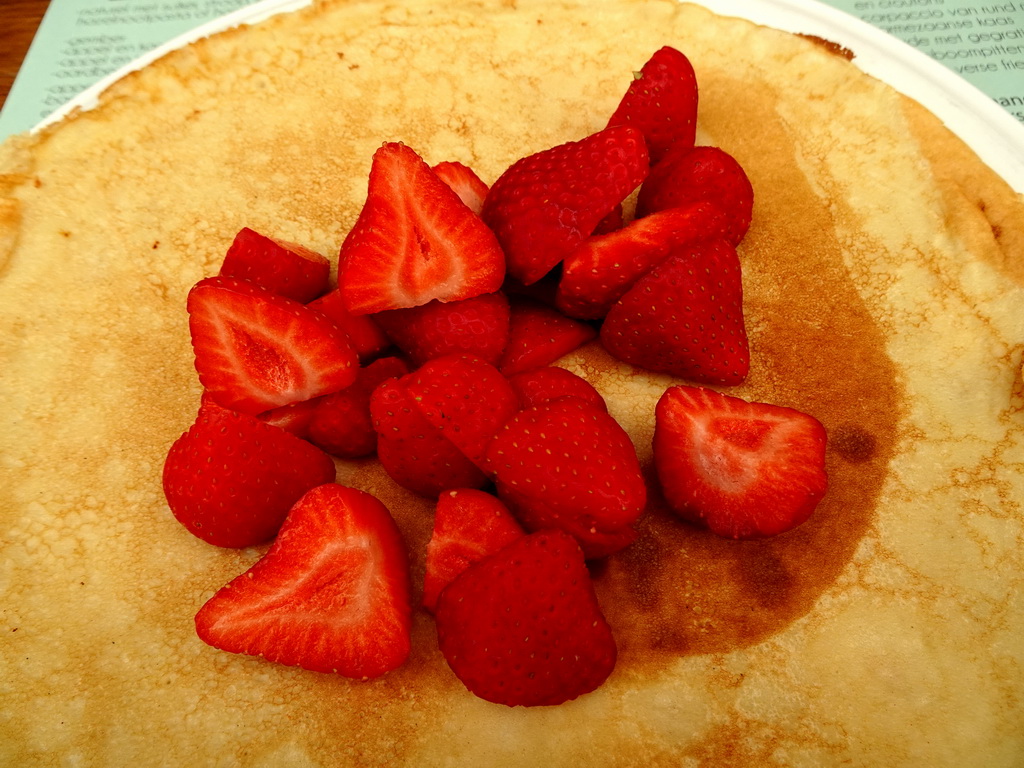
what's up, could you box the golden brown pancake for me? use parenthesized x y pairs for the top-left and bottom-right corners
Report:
(1, 0), (1022, 764)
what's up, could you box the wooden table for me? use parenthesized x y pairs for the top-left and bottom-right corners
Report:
(0, 0), (51, 110)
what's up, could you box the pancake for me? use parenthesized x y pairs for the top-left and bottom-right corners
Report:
(1, 0), (1023, 764)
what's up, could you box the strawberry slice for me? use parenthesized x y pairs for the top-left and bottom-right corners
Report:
(307, 356), (409, 459)
(498, 297), (597, 377)
(162, 405), (336, 548)
(653, 386), (829, 538)
(370, 377), (488, 498)
(307, 288), (391, 363)
(556, 202), (730, 320)
(484, 398), (646, 558)
(606, 46), (699, 164)
(431, 161), (489, 215)
(188, 276), (359, 415)
(636, 145), (754, 245)
(422, 488), (524, 613)
(338, 142), (505, 315)
(372, 292), (510, 368)
(600, 239), (749, 385)
(435, 529), (617, 707)
(507, 366), (607, 412)
(482, 125), (649, 285)
(219, 227), (330, 303)
(402, 354), (520, 468)
(195, 483), (412, 678)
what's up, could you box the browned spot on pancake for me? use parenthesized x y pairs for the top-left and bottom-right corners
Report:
(594, 73), (903, 666)
(797, 34), (855, 61)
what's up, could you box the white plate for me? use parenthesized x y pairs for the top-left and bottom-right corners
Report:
(35, 0), (1024, 192)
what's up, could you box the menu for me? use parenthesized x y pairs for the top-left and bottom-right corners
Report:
(1, 0), (1022, 139)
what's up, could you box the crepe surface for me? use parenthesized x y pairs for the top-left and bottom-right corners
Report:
(1, 0), (1022, 765)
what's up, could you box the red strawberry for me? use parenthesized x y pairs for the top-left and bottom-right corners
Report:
(484, 399), (646, 558)
(338, 142), (505, 314)
(219, 227), (330, 303)
(435, 529), (616, 707)
(556, 202), (731, 319)
(195, 483), (411, 678)
(422, 488), (524, 613)
(499, 297), (597, 377)
(600, 239), (749, 385)
(653, 386), (829, 538)
(370, 378), (488, 498)
(507, 366), (607, 412)
(606, 46), (699, 164)
(482, 125), (649, 285)
(307, 356), (409, 458)
(162, 406), (337, 548)
(592, 203), (624, 236)
(188, 276), (359, 415)
(636, 145), (754, 245)
(372, 292), (510, 368)
(199, 389), (319, 437)
(402, 354), (520, 468)
(307, 288), (391, 362)
(431, 161), (489, 215)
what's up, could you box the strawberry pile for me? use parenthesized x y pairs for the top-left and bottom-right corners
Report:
(162, 46), (829, 706)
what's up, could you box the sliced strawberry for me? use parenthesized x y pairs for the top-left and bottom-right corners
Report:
(188, 276), (358, 415)
(484, 399), (646, 558)
(600, 239), (749, 385)
(370, 378), (488, 498)
(422, 488), (524, 613)
(307, 288), (391, 362)
(556, 202), (730, 320)
(195, 483), (411, 678)
(606, 46), (699, 164)
(635, 145), (754, 245)
(402, 354), (520, 468)
(307, 356), (409, 459)
(653, 386), (829, 539)
(498, 297), (597, 377)
(162, 405), (336, 548)
(219, 227), (330, 303)
(372, 292), (510, 368)
(257, 397), (320, 437)
(592, 203), (624, 236)
(507, 366), (607, 412)
(482, 125), (649, 285)
(431, 161), (489, 215)
(338, 142), (505, 315)
(435, 529), (616, 707)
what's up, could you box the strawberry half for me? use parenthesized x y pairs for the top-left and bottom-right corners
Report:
(338, 142), (505, 314)
(188, 276), (359, 415)
(498, 297), (597, 377)
(307, 356), (409, 459)
(432, 161), (489, 215)
(636, 145), (754, 245)
(370, 378), (488, 498)
(556, 202), (731, 320)
(162, 405), (337, 548)
(606, 46), (699, 164)
(435, 529), (617, 707)
(600, 239), (749, 385)
(485, 398), (646, 558)
(372, 292), (510, 368)
(195, 483), (411, 678)
(507, 366), (607, 413)
(482, 125), (649, 285)
(653, 386), (829, 539)
(422, 488), (524, 613)
(219, 227), (330, 303)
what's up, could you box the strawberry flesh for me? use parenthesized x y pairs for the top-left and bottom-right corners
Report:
(431, 160), (489, 215)
(188, 276), (359, 415)
(435, 529), (617, 707)
(195, 483), (411, 678)
(653, 385), (829, 538)
(338, 142), (505, 314)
